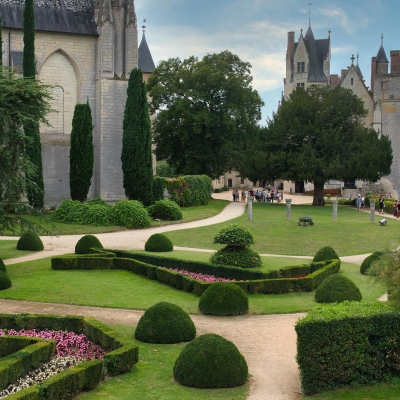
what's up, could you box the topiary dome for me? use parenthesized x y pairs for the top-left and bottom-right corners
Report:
(0, 259), (6, 273)
(147, 200), (182, 221)
(75, 235), (103, 254)
(213, 224), (254, 247)
(313, 246), (339, 262)
(17, 231), (44, 251)
(144, 233), (173, 252)
(210, 246), (262, 269)
(315, 274), (362, 303)
(199, 282), (248, 316)
(173, 333), (248, 388)
(0, 271), (12, 290)
(135, 302), (196, 344)
(360, 251), (385, 275)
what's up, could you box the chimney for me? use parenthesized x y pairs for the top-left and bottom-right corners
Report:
(390, 50), (400, 73)
(287, 32), (295, 75)
(371, 56), (377, 93)
(341, 69), (347, 79)
(330, 74), (339, 87)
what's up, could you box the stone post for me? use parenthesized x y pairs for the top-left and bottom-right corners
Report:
(332, 200), (338, 222)
(286, 199), (292, 220)
(370, 199), (376, 224)
(247, 195), (253, 221)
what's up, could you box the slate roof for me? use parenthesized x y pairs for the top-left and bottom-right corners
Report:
(138, 33), (155, 73)
(376, 44), (389, 63)
(0, 2), (98, 35)
(303, 26), (328, 82)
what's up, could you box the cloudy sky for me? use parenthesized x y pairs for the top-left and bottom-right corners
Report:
(135, 0), (397, 123)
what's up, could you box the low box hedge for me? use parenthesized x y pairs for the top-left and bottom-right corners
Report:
(296, 301), (400, 396)
(0, 313), (139, 399)
(52, 254), (340, 296)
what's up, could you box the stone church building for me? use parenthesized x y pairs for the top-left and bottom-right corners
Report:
(283, 23), (400, 199)
(0, 0), (155, 204)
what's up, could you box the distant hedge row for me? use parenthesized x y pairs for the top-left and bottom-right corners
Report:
(296, 302), (400, 395)
(52, 251), (340, 296)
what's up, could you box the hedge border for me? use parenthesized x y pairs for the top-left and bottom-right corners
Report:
(0, 314), (139, 400)
(51, 253), (340, 296)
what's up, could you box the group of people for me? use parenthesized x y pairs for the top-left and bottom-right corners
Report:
(357, 194), (400, 219)
(232, 186), (283, 203)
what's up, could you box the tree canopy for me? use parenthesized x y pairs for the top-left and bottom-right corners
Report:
(245, 85), (393, 206)
(147, 50), (264, 179)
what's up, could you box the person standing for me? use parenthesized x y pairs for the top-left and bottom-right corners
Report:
(378, 196), (385, 214)
(241, 189), (247, 202)
(361, 196), (365, 211)
(356, 194), (362, 211)
(261, 188), (266, 202)
(394, 200), (399, 218)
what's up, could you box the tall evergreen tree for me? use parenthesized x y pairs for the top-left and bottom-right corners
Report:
(0, 13), (3, 69)
(23, 0), (44, 209)
(121, 68), (153, 206)
(69, 101), (94, 202)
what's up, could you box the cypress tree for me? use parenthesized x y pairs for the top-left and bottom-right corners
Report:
(69, 101), (94, 202)
(23, 0), (44, 209)
(0, 13), (3, 69)
(121, 68), (153, 206)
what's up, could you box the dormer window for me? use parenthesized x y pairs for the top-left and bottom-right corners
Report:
(297, 62), (305, 73)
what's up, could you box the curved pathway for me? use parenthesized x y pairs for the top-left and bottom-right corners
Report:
(0, 193), (372, 399)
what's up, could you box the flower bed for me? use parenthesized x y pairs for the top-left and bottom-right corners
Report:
(163, 268), (236, 283)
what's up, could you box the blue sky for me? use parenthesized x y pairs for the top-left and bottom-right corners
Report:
(135, 0), (397, 123)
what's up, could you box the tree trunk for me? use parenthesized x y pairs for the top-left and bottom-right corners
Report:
(312, 182), (325, 206)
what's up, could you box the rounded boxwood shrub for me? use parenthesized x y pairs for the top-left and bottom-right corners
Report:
(0, 271), (12, 290)
(135, 302), (196, 344)
(17, 231), (44, 251)
(111, 200), (151, 229)
(82, 204), (112, 226)
(0, 259), (6, 273)
(315, 274), (362, 303)
(213, 225), (254, 247)
(199, 282), (248, 316)
(75, 235), (103, 254)
(173, 333), (248, 388)
(313, 246), (339, 262)
(360, 251), (385, 275)
(210, 246), (262, 269)
(86, 198), (109, 206)
(147, 200), (182, 221)
(51, 199), (83, 223)
(144, 234), (173, 252)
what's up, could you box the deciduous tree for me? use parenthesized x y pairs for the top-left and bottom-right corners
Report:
(69, 101), (94, 202)
(147, 51), (264, 178)
(121, 68), (153, 206)
(246, 85), (392, 206)
(23, 0), (45, 209)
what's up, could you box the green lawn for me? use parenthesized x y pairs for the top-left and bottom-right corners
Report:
(164, 203), (400, 256)
(4, 199), (228, 236)
(0, 240), (35, 260)
(77, 324), (249, 400)
(1, 252), (385, 315)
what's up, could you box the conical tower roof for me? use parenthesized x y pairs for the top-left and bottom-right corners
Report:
(138, 32), (155, 73)
(304, 25), (327, 82)
(376, 44), (388, 63)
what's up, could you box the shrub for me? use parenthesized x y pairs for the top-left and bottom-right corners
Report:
(17, 231), (44, 251)
(135, 302), (196, 344)
(86, 198), (108, 206)
(299, 215), (313, 223)
(75, 235), (104, 254)
(0, 259), (6, 273)
(0, 272), (11, 290)
(213, 225), (254, 247)
(51, 199), (83, 223)
(313, 246), (339, 262)
(173, 333), (248, 388)
(210, 247), (262, 269)
(147, 200), (182, 221)
(315, 274), (362, 303)
(144, 234), (173, 252)
(111, 200), (151, 229)
(82, 204), (112, 226)
(360, 251), (385, 275)
(199, 282), (248, 316)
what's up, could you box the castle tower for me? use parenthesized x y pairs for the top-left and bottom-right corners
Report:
(94, 0), (138, 201)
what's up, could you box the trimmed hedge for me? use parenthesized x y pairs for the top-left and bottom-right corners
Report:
(152, 175), (212, 207)
(0, 337), (55, 391)
(296, 302), (400, 395)
(75, 235), (103, 255)
(112, 200), (151, 229)
(210, 246), (262, 269)
(135, 302), (196, 343)
(360, 251), (385, 275)
(144, 234), (173, 252)
(315, 274), (362, 303)
(147, 200), (182, 221)
(173, 333), (248, 388)
(17, 232), (44, 251)
(52, 252), (340, 296)
(199, 283), (248, 316)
